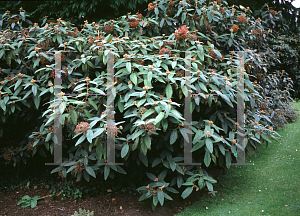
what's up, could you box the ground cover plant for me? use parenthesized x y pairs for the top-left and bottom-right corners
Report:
(0, 0), (298, 212)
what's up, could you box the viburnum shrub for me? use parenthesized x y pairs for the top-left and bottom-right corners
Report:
(0, 0), (297, 211)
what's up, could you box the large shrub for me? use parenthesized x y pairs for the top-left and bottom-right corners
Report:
(1, 0), (296, 211)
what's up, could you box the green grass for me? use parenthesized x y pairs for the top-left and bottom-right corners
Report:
(176, 102), (300, 216)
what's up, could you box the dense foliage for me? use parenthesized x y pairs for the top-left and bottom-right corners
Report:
(0, 0), (298, 211)
(0, 0), (150, 29)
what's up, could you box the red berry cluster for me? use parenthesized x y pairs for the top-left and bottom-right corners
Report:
(148, 3), (157, 11)
(219, 7), (225, 14)
(136, 12), (142, 19)
(206, 24), (212, 33)
(88, 36), (103, 46)
(21, 29), (29, 35)
(269, 9), (276, 16)
(138, 107), (148, 118)
(251, 28), (267, 39)
(74, 122), (91, 135)
(58, 170), (65, 179)
(45, 126), (55, 134)
(128, 18), (139, 28)
(159, 47), (172, 57)
(37, 40), (50, 51)
(175, 25), (188, 41)
(141, 122), (156, 134)
(3, 149), (15, 161)
(252, 29), (258, 36)
(88, 37), (94, 45)
(176, 70), (185, 77)
(62, 66), (69, 77)
(188, 33), (197, 41)
(207, 48), (217, 59)
(70, 79), (76, 89)
(106, 122), (118, 137)
(231, 24), (239, 32)
(169, 0), (175, 7)
(5, 74), (19, 85)
(134, 59), (145, 65)
(39, 54), (50, 64)
(104, 25), (114, 33)
(237, 15), (247, 23)
(67, 27), (79, 37)
(74, 161), (84, 175)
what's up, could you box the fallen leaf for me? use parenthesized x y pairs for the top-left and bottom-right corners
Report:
(112, 198), (117, 205)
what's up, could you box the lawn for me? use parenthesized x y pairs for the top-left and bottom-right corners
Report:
(175, 102), (300, 216)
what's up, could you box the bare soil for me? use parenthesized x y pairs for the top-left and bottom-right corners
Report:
(0, 166), (225, 216)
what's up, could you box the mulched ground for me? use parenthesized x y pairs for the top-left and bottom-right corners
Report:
(0, 167), (225, 216)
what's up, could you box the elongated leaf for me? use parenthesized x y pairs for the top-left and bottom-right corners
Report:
(144, 135), (151, 149)
(166, 84), (173, 99)
(152, 158), (162, 167)
(157, 190), (164, 206)
(0, 100), (5, 111)
(199, 82), (208, 93)
(218, 143), (225, 155)
(121, 144), (129, 158)
(191, 140), (205, 152)
(141, 109), (155, 121)
(89, 87), (105, 95)
(92, 128), (105, 139)
(131, 129), (144, 140)
(70, 109), (77, 125)
(181, 187), (193, 199)
(126, 61), (131, 73)
(225, 151), (231, 169)
(75, 135), (86, 146)
(206, 181), (214, 193)
(160, 18), (165, 28)
(33, 95), (40, 109)
(104, 165), (110, 180)
(14, 79), (22, 91)
(130, 72), (137, 85)
(204, 150), (211, 167)
(57, 34), (62, 44)
(85, 167), (96, 178)
(32, 85), (37, 96)
(88, 98), (98, 110)
(220, 94), (233, 108)
(146, 172), (156, 181)
(179, 127), (189, 143)
(154, 112), (164, 125)
(206, 138), (213, 153)
(59, 101), (66, 114)
(86, 129), (93, 143)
